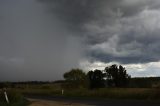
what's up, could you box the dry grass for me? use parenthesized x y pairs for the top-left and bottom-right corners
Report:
(14, 84), (160, 100)
(28, 98), (93, 106)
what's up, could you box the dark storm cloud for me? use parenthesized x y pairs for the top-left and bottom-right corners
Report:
(41, 0), (160, 64)
(0, 0), (84, 81)
(38, 0), (124, 31)
(38, 0), (94, 31)
(37, 0), (160, 78)
(83, 0), (160, 64)
(1, 0), (160, 81)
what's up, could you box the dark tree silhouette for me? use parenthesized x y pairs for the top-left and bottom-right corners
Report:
(87, 71), (94, 89)
(63, 68), (86, 81)
(87, 69), (105, 89)
(105, 64), (131, 87)
(63, 69), (87, 88)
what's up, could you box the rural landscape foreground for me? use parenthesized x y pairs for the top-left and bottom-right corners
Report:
(2, 0), (160, 105)
(1, 67), (160, 106)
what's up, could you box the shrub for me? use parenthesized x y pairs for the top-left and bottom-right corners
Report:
(0, 89), (28, 106)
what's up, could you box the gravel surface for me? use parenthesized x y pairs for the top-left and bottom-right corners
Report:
(26, 96), (160, 106)
(28, 98), (94, 106)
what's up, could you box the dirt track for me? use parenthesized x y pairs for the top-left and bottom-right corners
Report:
(27, 95), (160, 106)
(28, 98), (94, 106)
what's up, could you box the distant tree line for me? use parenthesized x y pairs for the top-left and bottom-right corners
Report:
(0, 81), (65, 89)
(1, 65), (160, 89)
(63, 64), (131, 89)
(129, 77), (160, 88)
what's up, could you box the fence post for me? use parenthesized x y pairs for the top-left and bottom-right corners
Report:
(4, 88), (9, 104)
(62, 89), (64, 95)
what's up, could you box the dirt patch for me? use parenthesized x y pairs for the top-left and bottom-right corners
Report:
(28, 98), (94, 106)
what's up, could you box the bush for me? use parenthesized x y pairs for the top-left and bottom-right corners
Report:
(152, 83), (160, 88)
(0, 89), (28, 106)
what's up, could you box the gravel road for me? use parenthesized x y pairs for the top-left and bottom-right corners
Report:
(28, 98), (93, 106)
(26, 95), (160, 106)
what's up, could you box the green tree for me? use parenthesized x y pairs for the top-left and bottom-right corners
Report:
(63, 69), (87, 88)
(105, 64), (131, 87)
(87, 69), (105, 89)
(64, 69), (86, 81)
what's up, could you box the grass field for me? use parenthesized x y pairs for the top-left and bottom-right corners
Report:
(0, 99), (28, 106)
(12, 83), (160, 100)
(0, 90), (29, 106)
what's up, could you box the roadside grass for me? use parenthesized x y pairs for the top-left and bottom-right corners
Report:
(14, 83), (160, 100)
(62, 88), (160, 100)
(0, 90), (29, 106)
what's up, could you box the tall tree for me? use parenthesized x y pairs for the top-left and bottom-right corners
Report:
(63, 69), (87, 88)
(105, 64), (130, 87)
(64, 69), (86, 81)
(87, 69), (105, 89)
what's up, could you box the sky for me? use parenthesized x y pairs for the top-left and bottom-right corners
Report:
(1, 0), (160, 81)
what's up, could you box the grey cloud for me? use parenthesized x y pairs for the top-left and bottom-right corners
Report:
(0, 0), (84, 81)
(1, 0), (160, 81)
(38, 0), (97, 31)
(38, 0), (124, 32)
(81, 0), (160, 64)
